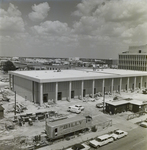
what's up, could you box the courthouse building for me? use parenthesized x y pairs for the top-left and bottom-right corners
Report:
(9, 69), (147, 105)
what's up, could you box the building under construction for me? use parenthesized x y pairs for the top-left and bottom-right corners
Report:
(9, 69), (147, 105)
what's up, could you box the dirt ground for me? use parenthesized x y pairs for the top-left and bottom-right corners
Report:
(0, 71), (147, 149)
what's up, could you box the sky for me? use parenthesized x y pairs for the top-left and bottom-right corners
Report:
(0, 0), (147, 59)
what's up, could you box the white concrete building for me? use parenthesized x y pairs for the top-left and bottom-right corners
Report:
(9, 69), (147, 105)
(119, 44), (147, 71)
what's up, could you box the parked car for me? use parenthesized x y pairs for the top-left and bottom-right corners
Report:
(66, 143), (90, 150)
(83, 97), (95, 102)
(67, 106), (81, 114)
(110, 129), (128, 140)
(140, 122), (147, 128)
(89, 134), (113, 148)
(142, 89), (147, 94)
(88, 98), (95, 102)
(74, 104), (84, 111)
(96, 103), (104, 108)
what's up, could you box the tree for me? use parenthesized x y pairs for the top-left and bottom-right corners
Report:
(2, 60), (17, 73)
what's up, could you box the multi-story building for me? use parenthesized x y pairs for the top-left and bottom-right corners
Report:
(118, 44), (147, 71)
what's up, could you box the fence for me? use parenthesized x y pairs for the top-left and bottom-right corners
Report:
(127, 111), (146, 120)
(93, 120), (112, 131)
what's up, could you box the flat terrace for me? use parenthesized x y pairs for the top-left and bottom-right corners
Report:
(9, 69), (147, 83)
(106, 99), (147, 106)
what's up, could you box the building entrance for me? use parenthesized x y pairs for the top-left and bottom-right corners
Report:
(58, 92), (62, 100)
(94, 88), (96, 94)
(83, 89), (86, 97)
(139, 83), (140, 88)
(132, 83), (134, 90)
(43, 94), (48, 103)
(71, 91), (74, 98)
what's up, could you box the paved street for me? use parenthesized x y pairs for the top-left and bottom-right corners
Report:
(97, 126), (147, 150)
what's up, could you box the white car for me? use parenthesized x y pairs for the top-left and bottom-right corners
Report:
(89, 134), (113, 148)
(140, 122), (147, 128)
(66, 143), (90, 150)
(67, 106), (81, 114)
(88, 98), (95, 102)
(110, 129), (128, 140)
(74, 104), (84, 111)
(96, 103), (104, 108)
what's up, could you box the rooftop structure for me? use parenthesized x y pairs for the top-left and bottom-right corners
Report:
(106, 99), (147, 114)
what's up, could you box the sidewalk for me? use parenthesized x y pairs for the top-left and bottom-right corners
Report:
(128, 113), (147, 124)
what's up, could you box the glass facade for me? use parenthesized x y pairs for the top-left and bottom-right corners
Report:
(118, 54), (147, 71)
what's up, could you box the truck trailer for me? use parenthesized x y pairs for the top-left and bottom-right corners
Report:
(45, 115), (92, 140)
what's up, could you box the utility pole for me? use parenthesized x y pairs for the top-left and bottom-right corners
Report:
(103, 87), (105, 113)
(14, 91), (16, 115)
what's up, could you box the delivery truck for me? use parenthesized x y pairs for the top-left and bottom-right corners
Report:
(45, 115), (92, 140)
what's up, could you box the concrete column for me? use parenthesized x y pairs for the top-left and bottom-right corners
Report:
(39, 83), (43, 106)
(102, 79), (105, 96)
(120, 78), (122, 94)
(81, 80), (84, 100)
(111, 78), (114, 94)
(134, 77), (136, 90)
(69, 81), (71, 101)
(12, 75), (14, 91)
(55, 82), (58, 103)
(127, 77), (130, 92)
(33, 82), (36, 103)
(92, 80), (95, 98)
(9, 74), (11, 90)
(140, 76), (143, 89)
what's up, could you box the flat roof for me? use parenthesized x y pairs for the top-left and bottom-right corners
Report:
(9, 69), (147, 83)
(129, 100), (143, 105)
(106, 99), (147, 106)
(46, 115), (85, 127)
(106, 100), (129, 106)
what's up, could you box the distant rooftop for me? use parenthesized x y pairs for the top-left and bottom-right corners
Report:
(9, 69), (147, 83)
(129, 44), (147, 53)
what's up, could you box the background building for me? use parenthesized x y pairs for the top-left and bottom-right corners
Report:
(118, 44), (147, 71)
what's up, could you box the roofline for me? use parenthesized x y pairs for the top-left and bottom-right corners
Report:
(106, 100), (147, 106)
(46, 116), (85, 127)
(119, 53), (147, 55)
(9, 70), (147, 83)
